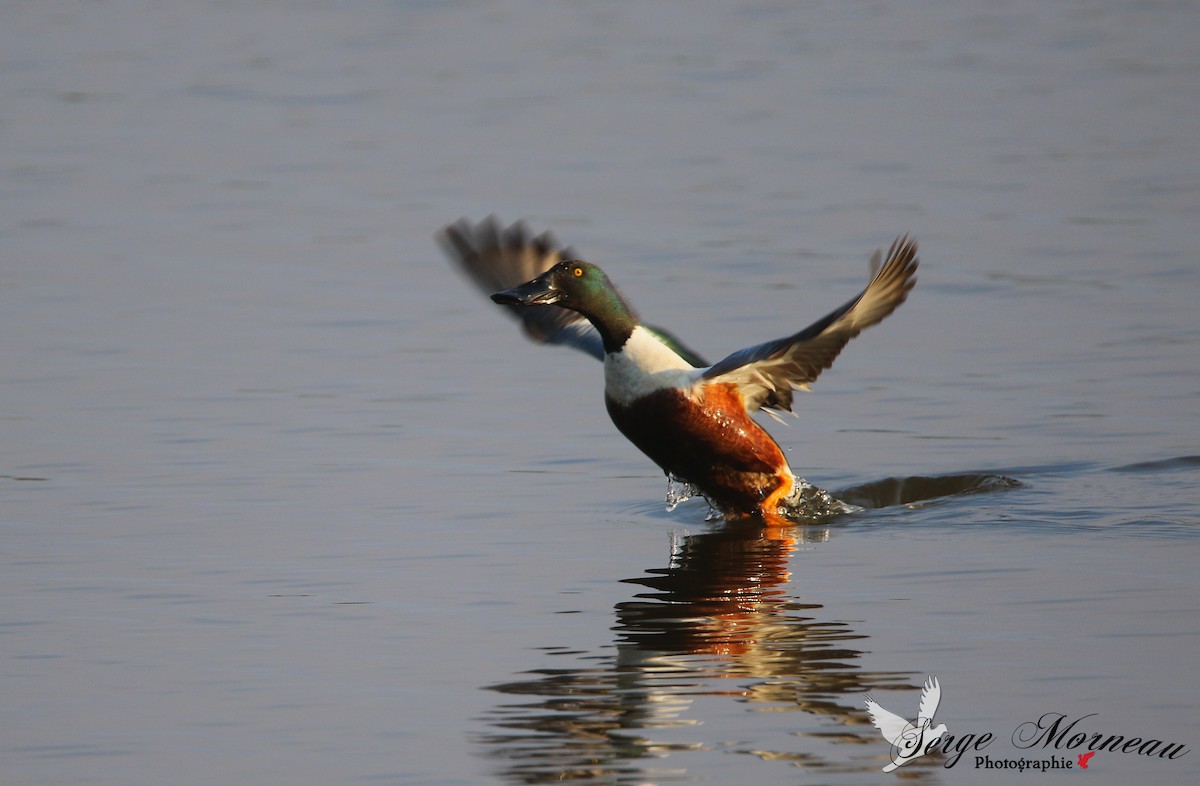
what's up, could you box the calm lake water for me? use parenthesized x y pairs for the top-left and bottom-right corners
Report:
(3, 2), (1197, 784)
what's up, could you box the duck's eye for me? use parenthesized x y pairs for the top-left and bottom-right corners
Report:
(572, 266), (584, 278)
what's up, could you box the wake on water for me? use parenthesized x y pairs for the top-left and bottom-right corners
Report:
(665, 471), (1020, 524)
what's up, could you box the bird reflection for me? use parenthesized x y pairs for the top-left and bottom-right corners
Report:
(478, 522), (935, 784)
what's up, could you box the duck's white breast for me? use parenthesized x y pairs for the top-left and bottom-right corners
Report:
(603, 326), (700, 406)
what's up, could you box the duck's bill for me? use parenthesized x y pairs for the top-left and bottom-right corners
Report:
(491, 278), (562, 306)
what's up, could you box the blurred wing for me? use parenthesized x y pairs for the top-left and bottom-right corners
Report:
(701, 235), (918, 414)
(438, 216), (603, 360)
(864, 695), (911, 746)
(918, 676), (941, 722)
(438, 217), (708, 366)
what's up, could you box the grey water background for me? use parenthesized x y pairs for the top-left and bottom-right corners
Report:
(3, 1), (1197, 784)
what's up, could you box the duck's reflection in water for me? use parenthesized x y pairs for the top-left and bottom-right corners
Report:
(479, 522), (938, 784)
(478, 473), (1018, 781)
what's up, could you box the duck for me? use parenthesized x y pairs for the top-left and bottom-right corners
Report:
(438, 217), (918, 519)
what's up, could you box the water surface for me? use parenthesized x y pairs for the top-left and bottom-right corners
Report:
(3, 2), (1197, 785)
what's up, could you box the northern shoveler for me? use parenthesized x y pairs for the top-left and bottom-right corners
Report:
(439, 217), (918, 518)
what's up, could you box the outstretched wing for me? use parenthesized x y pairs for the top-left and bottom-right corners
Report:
(918, 676), (941, 723)
(438, 216), (603, 360)
(438, 217), (707, 366)
(864, 695), (911, 746)
(701, 236), (918, 415)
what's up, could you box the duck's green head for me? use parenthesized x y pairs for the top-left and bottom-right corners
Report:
(491, 260), (614, 309)
(491, 260), (637, 352)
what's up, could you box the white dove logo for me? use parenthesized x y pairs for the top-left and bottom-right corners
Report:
(865, 676), (948, 772)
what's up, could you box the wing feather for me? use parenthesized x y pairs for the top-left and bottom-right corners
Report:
(701, 236), (918, 413)
(438, 216), (604, 359)
(438, 217), (708, 366)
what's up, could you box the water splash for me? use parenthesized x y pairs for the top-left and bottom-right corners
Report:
(664, 474), (700, 511)
(777, 478), (863, 521)
(663, 474), (860, 523)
